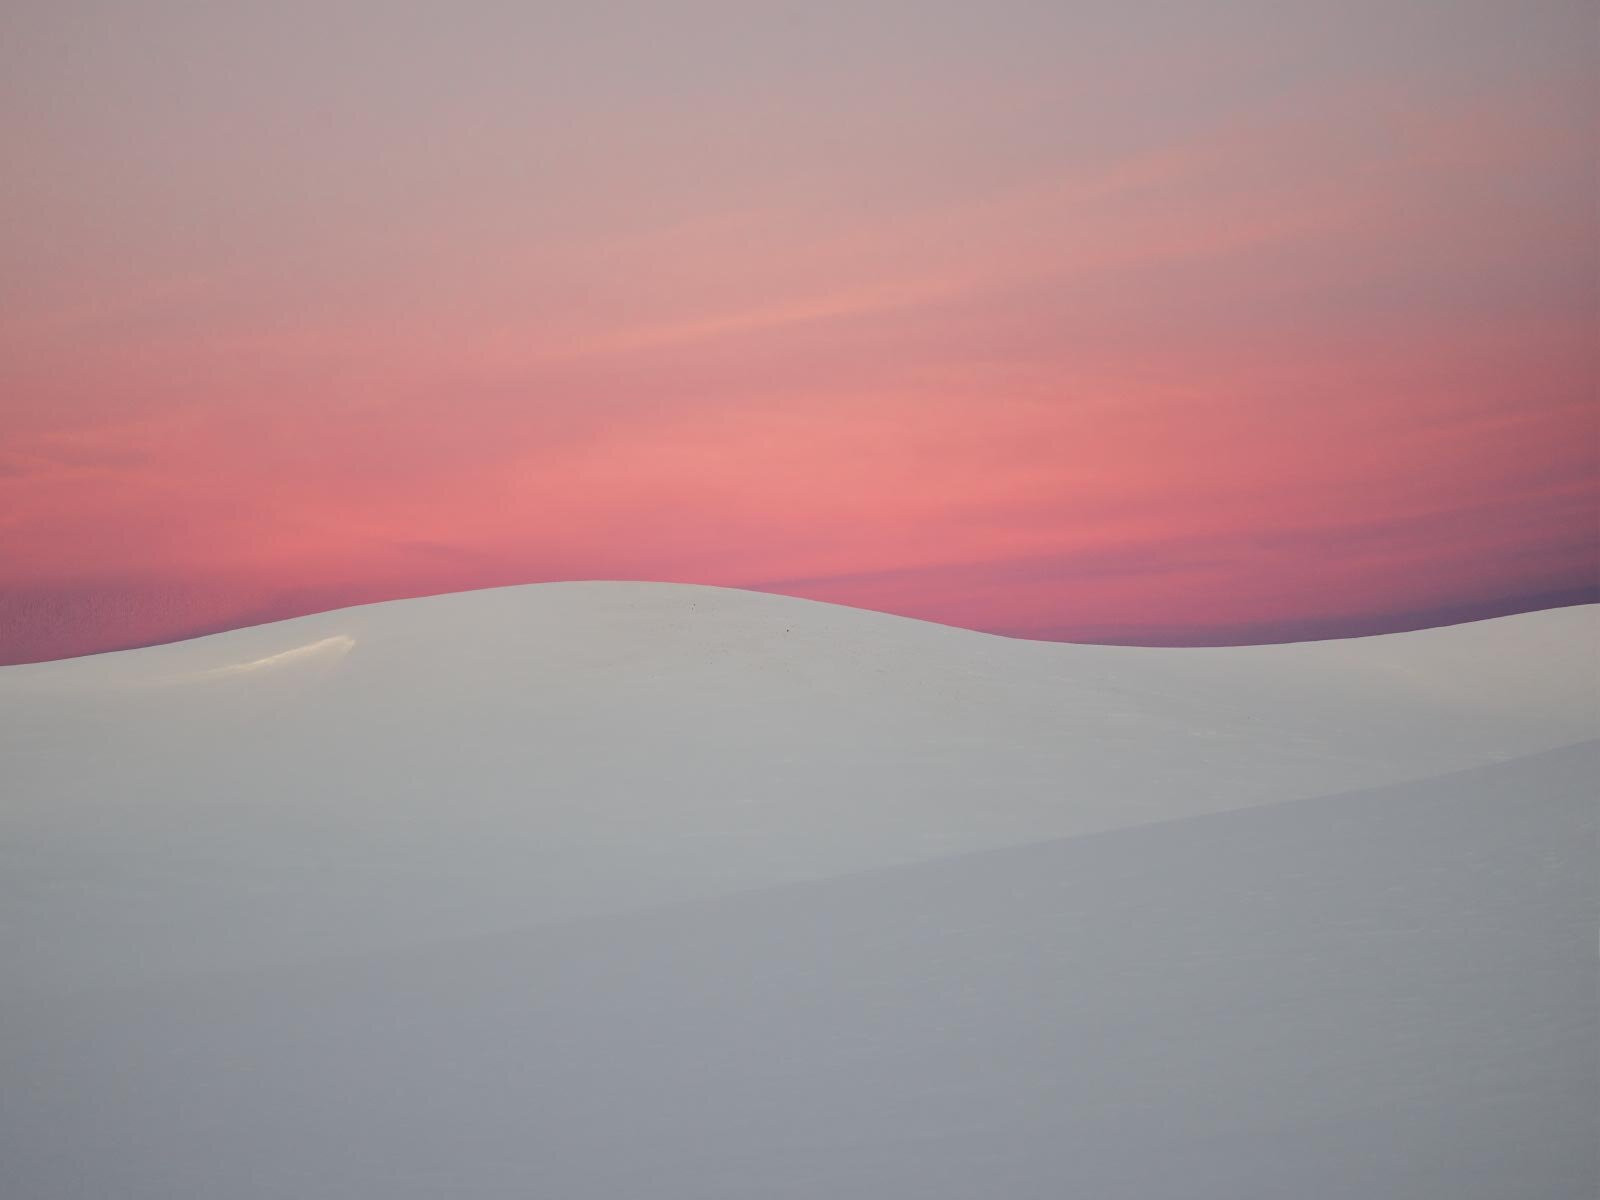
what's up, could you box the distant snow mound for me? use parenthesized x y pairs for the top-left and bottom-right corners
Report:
(2, 583), (1596, 991)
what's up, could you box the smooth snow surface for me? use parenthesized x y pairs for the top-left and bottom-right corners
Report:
(4, 746), (1595, 1199)
(1, 584), (1596, 1198)
(3, 583), (1594, 991)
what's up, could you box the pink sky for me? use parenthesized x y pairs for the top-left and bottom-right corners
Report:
(2, 1), (1596, 663)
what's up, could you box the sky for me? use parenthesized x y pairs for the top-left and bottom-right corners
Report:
(2, 0), (1596, 663)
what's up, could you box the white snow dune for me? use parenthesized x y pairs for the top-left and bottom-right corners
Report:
(4, 746), (1595, 1200)
(1, 582), (1595, 994)
(0, 584), (1596, 1197)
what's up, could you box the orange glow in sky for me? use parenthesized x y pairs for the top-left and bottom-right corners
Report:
(2, 1), (1595, 662)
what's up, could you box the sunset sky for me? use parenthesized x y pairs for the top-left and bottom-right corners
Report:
(2, 0), (1596, 663)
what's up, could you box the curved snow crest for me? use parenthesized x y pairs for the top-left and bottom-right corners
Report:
(191, 633), (355, 675)
(2, 582), (1596, 992)
(147, 634), (358, 686)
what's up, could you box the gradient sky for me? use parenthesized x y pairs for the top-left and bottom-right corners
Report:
(2, 0), (1596, 663)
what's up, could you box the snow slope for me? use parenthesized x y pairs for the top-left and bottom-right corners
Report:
(2, 583), (1596, 993)
(4, 745), (1595, 1199)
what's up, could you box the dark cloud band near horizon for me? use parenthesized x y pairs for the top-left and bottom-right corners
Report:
(2, 0), (1596, 663)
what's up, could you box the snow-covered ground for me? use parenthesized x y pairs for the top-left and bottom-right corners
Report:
(2, 584), (1596, 1197)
